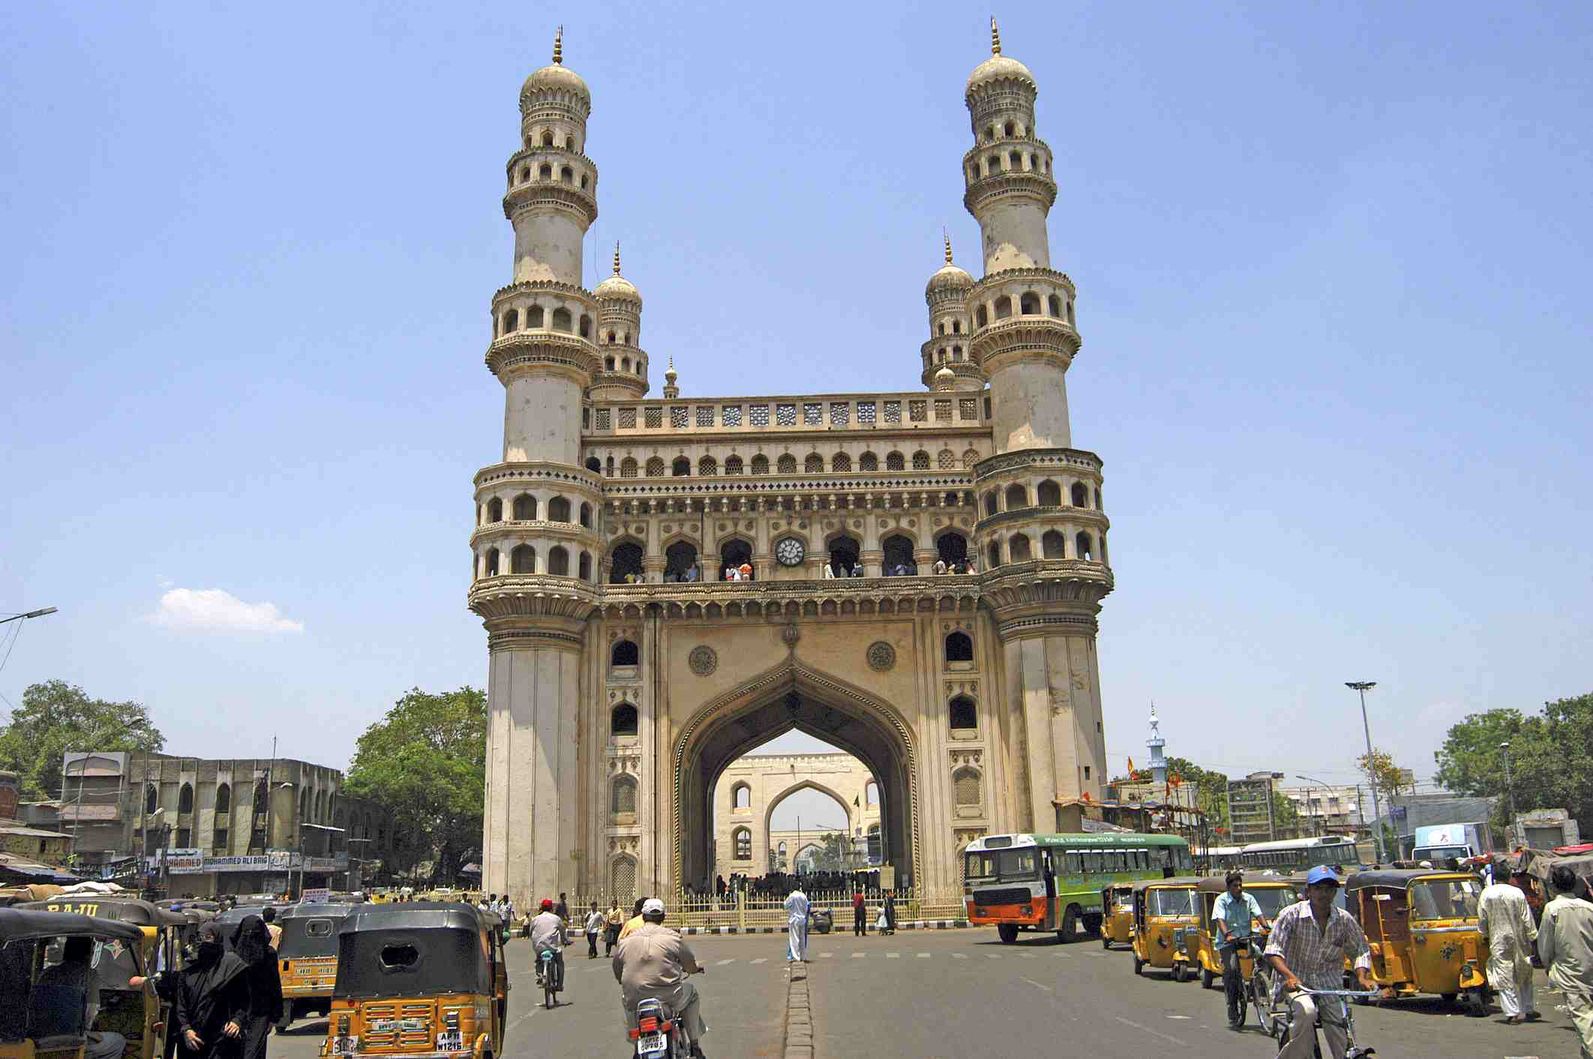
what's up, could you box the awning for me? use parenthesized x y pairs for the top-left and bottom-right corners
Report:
(0, 852), (81, 884)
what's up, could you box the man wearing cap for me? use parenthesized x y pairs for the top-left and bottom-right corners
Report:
(613, 898), (708, 1058)
(530, 898), (566, 993)
(1264, 865), (1374, 1059)
(1478, 862), (1538, 1023)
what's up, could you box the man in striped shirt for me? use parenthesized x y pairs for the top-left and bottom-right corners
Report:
(1264, 865), (1374, 1059)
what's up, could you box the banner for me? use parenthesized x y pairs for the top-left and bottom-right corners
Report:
(164, 848), (204, 871)
(301, 887), (331, 904)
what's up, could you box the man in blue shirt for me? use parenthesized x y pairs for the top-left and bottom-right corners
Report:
(1212, 870), (1269, 1028)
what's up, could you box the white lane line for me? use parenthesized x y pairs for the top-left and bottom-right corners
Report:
(506, 1005), (538, 1034)
(1020, 953), (1037, 959)
(1019, 976), (1053, 993)
(1113, 1016), (1186, 1046)
(985, 953), (1002, 959)
(715, 958), (736, 965)
(850, 951), (866, 958)
(819, 952), (835, 959)
(886, 952), (901, 959)
(749, 958), (767, 965)
(950, 952), (968, 959)
(915, 952), (931, 958)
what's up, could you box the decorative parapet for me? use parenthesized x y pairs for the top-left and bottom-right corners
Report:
(468, 574), (598, 624)
(596, 574), (982, 620)
(584, 392), (988, 438)
(973, 448), (1101, 481)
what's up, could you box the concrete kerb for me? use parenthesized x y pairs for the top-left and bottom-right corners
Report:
(680, 919), (968, 935)
(783, 961), (813, 1059)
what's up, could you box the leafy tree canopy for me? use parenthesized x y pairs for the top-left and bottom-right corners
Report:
(344, 686), (486, 885)
(0, 680), (164, 799)
(1434, 693), (1592, 831)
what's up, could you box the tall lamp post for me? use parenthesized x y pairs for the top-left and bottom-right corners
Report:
(1499, 741), (1519, 843)
(1295, 774), (1335, 838)
(1346, 681), (1385, 864)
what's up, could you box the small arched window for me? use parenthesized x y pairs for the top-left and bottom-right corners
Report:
(586, 456), (602, 473)
(551, 307), (572, 332)
(975, 306), (989, 328)
(832, 452), (852, 473)
(699, 455), (717, 476)
(610, 703), (638, 737)
(486, 497), (503, 523)
(214, 783), (231, 815)
(865, 781), (879, 806)
(953, 766), (982, 806)
(541, 130), (555, 147)
(751, 454), (769, 475)
(858, 451), (878, 472)
(511, 544), (535, 574)
(512, 494), (536, 520)
(1003, 120), (1015, 137)
(608, 541), (643, 583)
(502, 309), (518, 333)
(1005, 483), (1028, 509)
(983, 491), (998, 517)
(1009, 534), (1032, 562)
(528, 305), (544, 328)
(886, 451), (905, 471)
(672, 457), (691, 477)
(611, 639), (639, 666)
(484, 548), (500, 576)
(1075, 532), (1094, 562)
(732, 783), (751, 809)
(803, 453), (824, 473)
(1020, 292), (1041, 314)
(578, 314), (591, 339)
(646, 457), (666, 477)
(145, 784), (158, 815)
(611, 775), (637, 817)
(620, 457), (638, 478)
(1071, 482), (1089, 507)
(539, 163), (553, 180)
(559, 166), (574, 184)
(579, 551), (592, 580)
(724, 455), (743, 475)
(882, 534), (915, 575)
(548, 546), (570, 576)
(911, 450), (931, 470)
(938, 449), (957, 469)
(777, 453), (797, 474)
(1037, 480), (1061, 506)
(1048, 294), (1063, 317)
(945, 632), (974, 663)
(1042, 530), (1067, 559)
(1094, 487), (1102, 509)
(548, 496), (571, 521)
(734, 827), (752, 860)
(950, 696), (978, 731)
(987, 540), (1001, 569)
(579, 502), (592, 527)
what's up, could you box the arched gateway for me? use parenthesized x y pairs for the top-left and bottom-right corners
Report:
(469, 30), (1116, 906)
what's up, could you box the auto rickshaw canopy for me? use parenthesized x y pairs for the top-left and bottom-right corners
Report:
(19, 896), (187, 930)
(333, 902), (497, 1000)
(278, 903), (360, 960)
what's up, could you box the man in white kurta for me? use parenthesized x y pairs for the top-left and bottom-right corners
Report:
(1478, 869), (1537, 1021)
(1538, 865), (1593, 1058)
(784, 888), (810, 962)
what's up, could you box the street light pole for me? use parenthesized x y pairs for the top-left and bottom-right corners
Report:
(1346, 681), (1384, 864)
(1296, 774), (1336, 839)
(1499, 741), (1519, 841)
(0, 607), (57, 626)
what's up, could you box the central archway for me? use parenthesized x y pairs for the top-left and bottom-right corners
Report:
(673, 659), (920, 891)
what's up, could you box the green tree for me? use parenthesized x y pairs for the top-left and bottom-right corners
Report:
(1435, 694), (1593, 833)
(1272, 790), (1302, 838)
(345, 686), (486, 886)
(1166, 756), (1231, 834)
(0, 680), (164, 799)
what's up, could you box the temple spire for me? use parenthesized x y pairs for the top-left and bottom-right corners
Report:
(553, 25), (563, 64)
(990, 16), (1001, 56)
(613, 240), (622, 274)
(943, 229), (954, 264)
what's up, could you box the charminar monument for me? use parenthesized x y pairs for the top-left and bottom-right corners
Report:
(470, 22), (1114, 904)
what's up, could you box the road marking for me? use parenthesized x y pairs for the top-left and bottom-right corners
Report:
(1019, 976), (1053, 993)
(1166, 1015), (1192, 1020)
(819, 952), (835, 959)
(950, 952), (967, 959)
(715, 958), (736, 965)
(886, 952), (900, 959)
(1019, 953), (1037, 959)
(505, 1006), (539, 1035)
(915, 952), (931, 958)
(1113, 1016), (1186, 1046)
(985, 953), (1002, 959)
(750, 958), (767, 965)
(850, 952), (866, 958)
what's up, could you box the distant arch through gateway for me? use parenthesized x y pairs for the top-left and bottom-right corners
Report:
(674, 659), (920, 891)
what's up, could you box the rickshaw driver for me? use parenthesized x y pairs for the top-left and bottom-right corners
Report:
(612, 899), (708, 1058)
(530, 898), (567, 992)
(1212, 871), (1270, 1028)
(36, 935), (149, 1059)
(1265, 865), (1375, 1059)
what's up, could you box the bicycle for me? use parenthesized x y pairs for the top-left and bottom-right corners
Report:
(1272, 986), (1378, 1057)
(538, 947), (563, 1009)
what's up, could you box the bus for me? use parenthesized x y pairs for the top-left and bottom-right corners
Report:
(1238, 835), (1364, 874)
(963, 833), (1193, 943)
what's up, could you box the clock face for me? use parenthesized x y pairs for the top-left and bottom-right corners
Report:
(774, 537), (806, 566)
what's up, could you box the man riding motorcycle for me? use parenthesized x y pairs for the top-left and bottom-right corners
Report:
(612, 898), (708, 1057)
(530, 898), (566, 992)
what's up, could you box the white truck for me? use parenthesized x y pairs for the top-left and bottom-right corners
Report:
(1411, 822), (1494, 863)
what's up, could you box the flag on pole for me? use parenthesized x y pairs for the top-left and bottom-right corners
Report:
(1126, 756), (1135, 774)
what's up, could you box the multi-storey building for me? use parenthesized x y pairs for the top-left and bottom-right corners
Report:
(711, 753), (882, 881)
(472, 23), (1116, 903)
(1278, 784), (1364, 834)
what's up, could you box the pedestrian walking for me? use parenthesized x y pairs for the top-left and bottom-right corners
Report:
(604, 900), (624, 956)
(174, 922), (250, 1058)
(882, 891), (897, 935)
(852, 890), (867, 936)
(1538, 864), (1593, 1057)
(584, 902), (604, 958)
(1478, 864), (1538, 1023)
(554, 891), (569, 922)
(259, 906), (282, 951)
(231, 916), (282, 1059)
(785, 887), (811, 962)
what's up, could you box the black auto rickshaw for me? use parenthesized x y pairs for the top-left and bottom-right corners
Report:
(324, 903), (509, 1058)
(0, 907), (151, 1059)
(276, 904), (358, 1030)
(19, 896), (187, 1059)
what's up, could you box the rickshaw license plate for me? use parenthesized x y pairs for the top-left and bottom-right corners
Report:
(437, 1031), (463, 1049)
(331, 1037), (359, 1054)
(636, 1030), (666, 1055)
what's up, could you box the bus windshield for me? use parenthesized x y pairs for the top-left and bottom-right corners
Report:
(965, 849), (1039, 882)
(1411, 878), (1480, 920)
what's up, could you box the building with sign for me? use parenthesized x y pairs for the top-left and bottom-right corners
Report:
(1226, 774), (1279, 846)
(58, 752), (395, 896)
(472, 24), (1118, 905)
(1278, 784), (1363, 834)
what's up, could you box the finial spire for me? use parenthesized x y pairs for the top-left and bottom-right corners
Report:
(990, 16), (1001, 56)
(943, 229), (954, 264)
(613, 241), (622, 274)
(553, 25), (563, 64)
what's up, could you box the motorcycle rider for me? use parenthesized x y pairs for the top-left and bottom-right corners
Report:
(530, 898), (566, 993)
(612, 898), (708, 1058)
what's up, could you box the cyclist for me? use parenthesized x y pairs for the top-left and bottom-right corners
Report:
(1265, 865), (1374, 1059)
(612, 898), (708, 1058)
(1211, 870), (1269, 1028)
(530, 898), (566, 994)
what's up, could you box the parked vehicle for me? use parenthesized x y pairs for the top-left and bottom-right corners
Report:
(1129, 877), (1203, 979)
(1346, 868), (1489, 1012)
(276, 903), (358, 1030)
(1411, 822), (1494, 864)
(1099, 884), (1135, 950)
(1238, 835), (1364, 874)
(0, 906), (152, 1059)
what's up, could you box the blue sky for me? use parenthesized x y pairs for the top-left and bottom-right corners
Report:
(3, 2), (1589, 813)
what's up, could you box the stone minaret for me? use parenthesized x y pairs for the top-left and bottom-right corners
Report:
(1148, 704), (1167, 787)
(966, 20), (1113, 831)
(473, 29), (604, 905)
(589, 243), (649, 400)
(921, 234), (983, 391)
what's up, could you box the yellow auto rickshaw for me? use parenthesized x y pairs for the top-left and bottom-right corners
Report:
(1129, 877), (1203, 979)
(0, 906), (152, 1059)
(277, 904), (358, 1030)
(1099, 884), (1135, 950)
(1346, 868), (1489, 1012)
(19, 896), (186, 1059)
(1188, 874), (1297, 990)
(323, 903), (509, 1058)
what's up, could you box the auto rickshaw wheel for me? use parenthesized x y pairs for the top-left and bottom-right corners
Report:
(1171, 961), (1187, 982)
(997, 923), (1019, 944)
(1133, 955), (1144, 975)
(1465, 987), (1489, 1016)
(1440, 992), (1457, 1006)
(1101, 935), (1111, 950)
(1202, 967), (1216, 989)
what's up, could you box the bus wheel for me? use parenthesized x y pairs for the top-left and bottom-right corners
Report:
(997, 923), (1019, 944)
(1083, 912), (1103, 936)
(1058, 905), (1081, 943)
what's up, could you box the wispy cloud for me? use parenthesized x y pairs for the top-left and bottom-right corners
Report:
(150, 588), (304, 634)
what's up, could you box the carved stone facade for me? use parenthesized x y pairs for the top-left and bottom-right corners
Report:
(473, 25), (1114, 905)
(712, 753), (882, 880)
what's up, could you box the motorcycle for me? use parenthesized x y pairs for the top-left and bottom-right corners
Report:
(626, 969), (705, 1058)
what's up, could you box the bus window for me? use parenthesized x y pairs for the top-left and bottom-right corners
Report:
(1064, 852), (1082, 874)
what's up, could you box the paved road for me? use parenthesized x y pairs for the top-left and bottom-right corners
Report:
(268, 926), (1583, 1057)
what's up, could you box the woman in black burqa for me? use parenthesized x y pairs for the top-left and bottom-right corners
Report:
(231, 915), (283, 1059)
(174, 922), (249, 1057)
